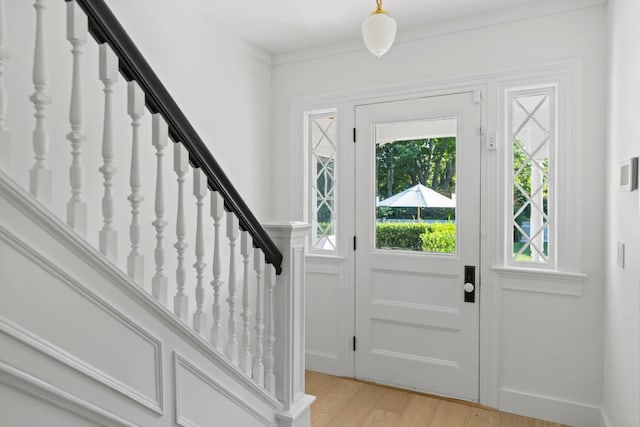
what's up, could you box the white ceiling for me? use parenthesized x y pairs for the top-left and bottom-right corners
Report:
(157, 0), (602, 55)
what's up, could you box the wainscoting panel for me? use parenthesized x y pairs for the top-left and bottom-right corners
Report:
(174, 353), (271, 427)
(0, 177), (284, 426)
(496, 267), (601, 427)
(305, 256), (353, 376)
(305, 268), (343, 374)
(0, 233), (163, 413)
(0, 361), (137, 427)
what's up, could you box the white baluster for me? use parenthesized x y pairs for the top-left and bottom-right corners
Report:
(210, 191), (225, 351)
(252, 249), (265, 387)
(29, 0), (52, 204)
(173, 143), (189, 321)
(239, 231), (252, 374)
(193, 168), (208, 335)
(226, 213), (239, 363)
(264, 264), (276, 396)
(65, 1), (87, 236)
(98, 44), (118, 262)
(126, 81), (144, 284)
(151, 114), (168, 305)
(0, 0), (10, 172)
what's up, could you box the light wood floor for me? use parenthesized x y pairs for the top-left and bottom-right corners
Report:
(306, 371), (570, 427)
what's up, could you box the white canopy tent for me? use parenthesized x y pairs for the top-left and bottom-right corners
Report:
(378, 183), (455, 220)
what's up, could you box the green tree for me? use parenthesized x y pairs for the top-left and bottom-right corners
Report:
(512, 137), (549, 242)
(376, 137), (456, 199)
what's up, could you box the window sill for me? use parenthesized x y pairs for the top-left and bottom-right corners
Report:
(492, 266), (586, 297)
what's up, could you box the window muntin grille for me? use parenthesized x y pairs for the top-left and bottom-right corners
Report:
(309, 113), (337, 251)
(509, 87), (555, 265)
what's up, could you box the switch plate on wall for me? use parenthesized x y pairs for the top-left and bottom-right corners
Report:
(617, 242), (625, 268)
(485, 133), (497, 150)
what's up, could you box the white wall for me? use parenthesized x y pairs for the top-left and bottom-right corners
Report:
(604, 0), (640, 425)
(4, 1), (273, 325)
(272, 5), (606, 426)
(106, 0), (274, 221)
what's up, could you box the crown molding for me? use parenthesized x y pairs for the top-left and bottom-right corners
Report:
(241, 38), (273, 67)
(272, 0), (607, 66)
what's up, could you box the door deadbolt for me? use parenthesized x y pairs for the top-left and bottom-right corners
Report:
(464, 265), (476, 303)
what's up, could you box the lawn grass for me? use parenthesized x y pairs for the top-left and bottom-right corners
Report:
(513, 241), (548, 261)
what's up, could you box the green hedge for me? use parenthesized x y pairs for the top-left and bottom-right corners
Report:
(376, 222), (456, 252)
(376, 223), (431, 251)
(420, 223), (456, 253)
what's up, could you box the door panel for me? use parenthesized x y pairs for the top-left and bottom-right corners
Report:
(354, 92), (481, 401)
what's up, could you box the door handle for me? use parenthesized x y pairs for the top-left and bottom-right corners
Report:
(464, 265), (476, 303)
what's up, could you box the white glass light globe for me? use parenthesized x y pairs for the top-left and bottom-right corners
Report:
(361, 12), (397, 57)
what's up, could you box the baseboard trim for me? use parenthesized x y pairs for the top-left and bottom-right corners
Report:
(306, 351), (342, 377)
(499, 388), (601, 427)
(275, 394), (315, 427)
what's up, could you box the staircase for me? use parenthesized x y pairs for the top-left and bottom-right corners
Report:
(0, 1), (313, 425)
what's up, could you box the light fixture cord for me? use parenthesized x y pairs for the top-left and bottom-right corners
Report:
(372, 0), (388, 15)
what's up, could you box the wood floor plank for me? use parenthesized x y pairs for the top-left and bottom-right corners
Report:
(325, 383), (388, 427)
(498, 413), (534, 427)
(306, 371), (571, 427)
(359, 388), (413, 426)
(311, 377), (365, 427)
(464, 407), (501, 427)
(430, 400), (473, 426)
(532, 419), (568, 427)
(306, 370), (341, 396)
(395, 394), (440, 426)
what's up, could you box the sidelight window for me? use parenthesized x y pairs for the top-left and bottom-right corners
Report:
(507, 86), (556, 266)
(308, 111), (338, 252)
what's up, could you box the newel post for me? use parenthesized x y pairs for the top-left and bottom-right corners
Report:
(263, 222), (315, 427)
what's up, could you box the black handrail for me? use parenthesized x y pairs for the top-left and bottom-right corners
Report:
(70, 0), (283, 274)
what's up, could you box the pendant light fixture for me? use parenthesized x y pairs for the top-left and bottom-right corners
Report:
(361, 0), (397, 57)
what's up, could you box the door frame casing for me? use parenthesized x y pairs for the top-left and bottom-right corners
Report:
(290, 59), (582, 409)
(292, 79), (494, 404)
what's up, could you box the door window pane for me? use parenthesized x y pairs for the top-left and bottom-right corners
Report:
(375, 118), (457, 253)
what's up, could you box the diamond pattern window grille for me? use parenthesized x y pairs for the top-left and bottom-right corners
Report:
(310, 114), (337, 251)
(510, 90), (554, 263)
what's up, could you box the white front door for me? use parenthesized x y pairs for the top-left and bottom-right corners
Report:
(354, 92), (481, 401)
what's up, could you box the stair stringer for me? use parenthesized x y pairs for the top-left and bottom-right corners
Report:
(0, 170), (284, 427)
